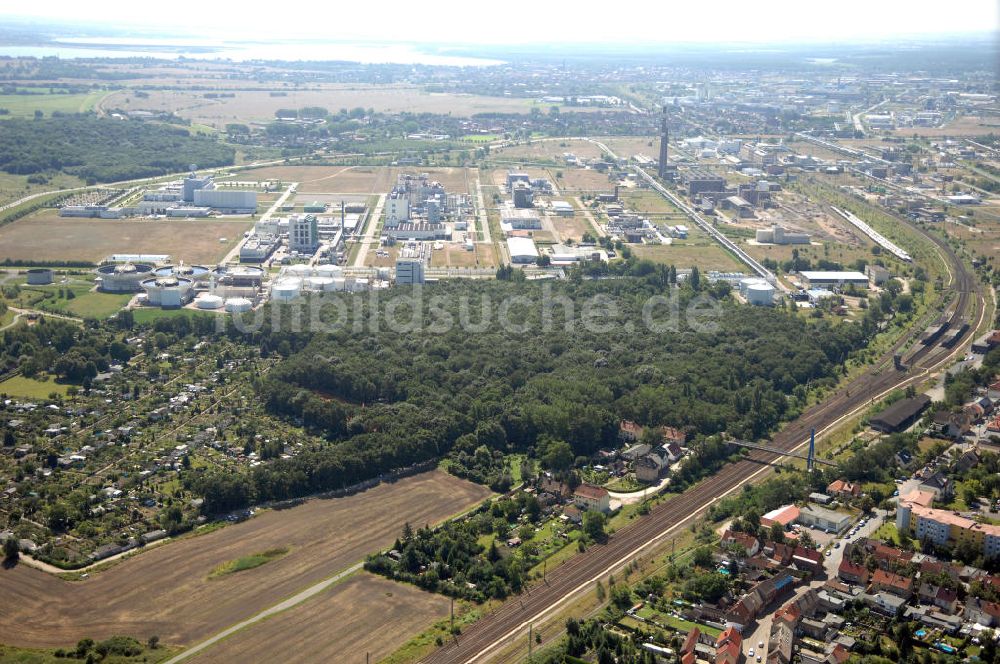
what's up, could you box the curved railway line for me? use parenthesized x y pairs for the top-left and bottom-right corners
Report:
(421, 188), (986, 664)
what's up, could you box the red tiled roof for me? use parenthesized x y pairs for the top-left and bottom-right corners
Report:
(574, 483), (609, 500)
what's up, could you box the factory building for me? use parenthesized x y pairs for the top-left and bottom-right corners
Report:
(386, 190), (410, 226)
(798, 270), (869, 288)
(500, 207), (543, 232)
(384, 223), (450, 241)
(551, 201), (574, 216)
(507, 237), (539, 264)
(506, 172), (531, 191)
(395, 259), (426, 285)
(59, 205), (122, 219)
(797, 505), (852, 534)
(193, 189), (257, 213)
(240, 234), (280, 262)
(182, 175), (214, 202)
(756, 224), (811, 245)
(512, 182), (534, 208)
(165, 207), (212, 218)
(289, 215), (319, 254)
(687, 174), (726, 197)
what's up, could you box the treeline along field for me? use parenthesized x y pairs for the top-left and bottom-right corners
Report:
(187, 270), (913, 513)
(0, 115), (235, 183)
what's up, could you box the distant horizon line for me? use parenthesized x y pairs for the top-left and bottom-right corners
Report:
(0, 14), (997, 50)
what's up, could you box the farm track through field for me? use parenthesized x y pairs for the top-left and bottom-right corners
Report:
(0, 472), (490, 649)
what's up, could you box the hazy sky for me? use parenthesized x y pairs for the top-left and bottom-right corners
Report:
(4, 0), (998, 45)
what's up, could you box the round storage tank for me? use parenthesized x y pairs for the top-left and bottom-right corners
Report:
(305, 276), (334, 292)
(286, 264), (313, 277)
(225, 297), (253, 313)
(315, 264), (343, 278)
(271, 278), (301, 302)
(332, 277), (347, 291)
(196, 294), (224, 310)
(26, 268), (54, 285)
(141, 276), (194, 308)
(739, 277), (767, 296)
(96, 262), (154, 292)
(746, 283), (776, 306)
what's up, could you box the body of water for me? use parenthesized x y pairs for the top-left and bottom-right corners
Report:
(0, 38), (504, 66)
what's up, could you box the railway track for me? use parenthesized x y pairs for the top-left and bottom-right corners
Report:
(421, 189), (985, 664)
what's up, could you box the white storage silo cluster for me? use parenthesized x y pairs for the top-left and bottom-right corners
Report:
(271, 277), (302, 302)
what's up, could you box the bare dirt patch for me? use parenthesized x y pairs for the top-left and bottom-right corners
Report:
(0, 471), (490, 649)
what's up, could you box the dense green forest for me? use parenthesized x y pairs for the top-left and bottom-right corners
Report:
(184, 274), (905, 513)
(0, 115), (234, 183)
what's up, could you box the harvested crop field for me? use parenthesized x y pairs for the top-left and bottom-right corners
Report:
(234, 165), (393, 194)
(102, 87), (537, 128)
(0, 214), (253, 265)
(185, 574), (447, 664)
(0, 471), (490, 649)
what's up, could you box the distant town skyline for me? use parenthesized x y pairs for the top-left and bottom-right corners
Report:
(3, 0), (997, 46)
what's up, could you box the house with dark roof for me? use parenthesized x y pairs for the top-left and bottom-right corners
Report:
(635, 451), (670, 483)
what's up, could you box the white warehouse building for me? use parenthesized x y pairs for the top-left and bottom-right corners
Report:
(193, 189), (258, 213)
(507, 237), (539, 264)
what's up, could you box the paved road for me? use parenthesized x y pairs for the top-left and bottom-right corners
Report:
(220, 182), (299, 265)
(475, 178), (493, 245)
(352, 194), (386, 268)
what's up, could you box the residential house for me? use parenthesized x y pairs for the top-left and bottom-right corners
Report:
(715, 627), (742, 664)
(791, 546), (824, 576)
(721, 530), (761, 557)
(573, 484), (611, 514)
(917, 583), (959, 613)
(767, 621), (794, 664)
(932, 411), (972, 439)
(622, 443), (651, 461)
(862, 592), (907, 616)
(870, 569), (914, 599)
(916, 470), (953, 501)
(619, 420), (642, 442)
(635, 451), (670, 483)
(681, 627), (701, 661)
(965, 598), (1000, 627)
(827, 479), (861, 498)
(838, 559), (871, 585)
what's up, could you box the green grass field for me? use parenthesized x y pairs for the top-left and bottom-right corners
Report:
(0, 644), (179, 664)
(0, 91), (108, 118)
(21, 283), (131, 319)
(209, 547), (290, 578)
(0, 375), (71, 399)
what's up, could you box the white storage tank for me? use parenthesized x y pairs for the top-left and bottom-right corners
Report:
(271, 277), (301, 302)
(305, 276), (334, 291)
(739, 277), (768, 297)
(141, 276), (194, 308)
(196, 294), (224, 310)
(286, 264), (313, 277)
(746, 282), (776, 306)
(315, 264), (343, 278)
(332, 277), (347, 291)
(377, 267), (390, 281)
(225, 297), (253, 313)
